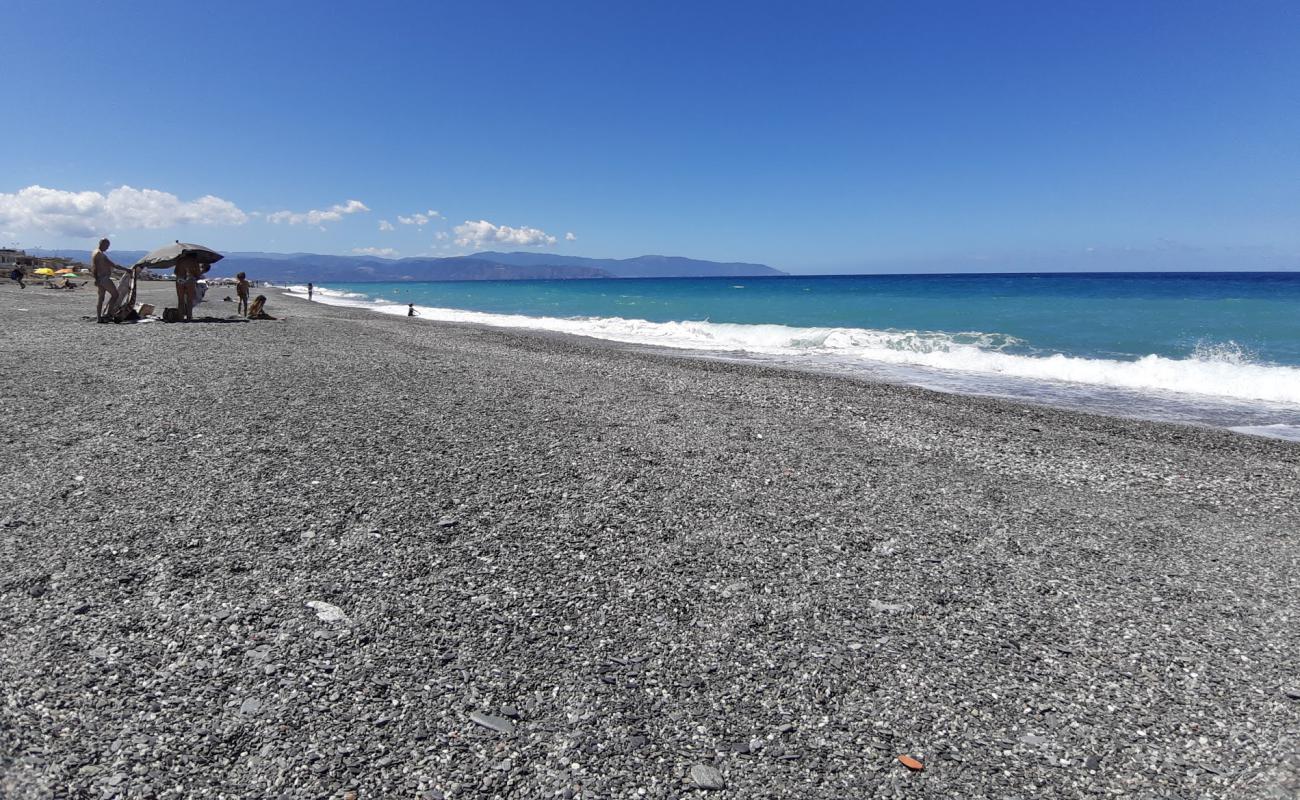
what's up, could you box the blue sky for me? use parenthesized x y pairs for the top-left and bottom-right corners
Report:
(2, 0), (1297, 272)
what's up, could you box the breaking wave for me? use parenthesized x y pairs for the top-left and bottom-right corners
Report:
(287, 284), (370, 300)
(290, 286), (1300, 405)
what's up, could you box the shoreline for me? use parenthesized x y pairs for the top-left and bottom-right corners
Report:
(286, 285), (1300, 443)
(2, 281), (1298, 798)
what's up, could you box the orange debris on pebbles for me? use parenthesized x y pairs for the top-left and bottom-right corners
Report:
(898, 755), (924, 771)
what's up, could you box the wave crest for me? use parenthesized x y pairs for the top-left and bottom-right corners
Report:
(287, 285), (370, 300)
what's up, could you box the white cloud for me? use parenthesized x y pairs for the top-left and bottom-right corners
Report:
(352, 246), (399, 258)
(397, 209), (441, 227)
(565, 232), (577, 241)
(378, 220), (395, 231)
(434, 231), (449, 240)
(454, 219), (557, 248)
(0, 184), (248, 237)
(266, 199), (369, 226)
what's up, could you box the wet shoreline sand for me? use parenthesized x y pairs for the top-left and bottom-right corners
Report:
(2, 282), (1297, 797)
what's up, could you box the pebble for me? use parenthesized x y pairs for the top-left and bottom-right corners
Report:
(690, 764), (726, 790)
(868, 599), (911, 613)
(469, 712), (515, 734)
(305, 600), (349, 623)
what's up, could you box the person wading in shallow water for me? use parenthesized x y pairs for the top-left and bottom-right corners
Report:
(92, 238), (124, 322)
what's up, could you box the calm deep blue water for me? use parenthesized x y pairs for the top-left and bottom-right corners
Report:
(294, 273), (1300, 438)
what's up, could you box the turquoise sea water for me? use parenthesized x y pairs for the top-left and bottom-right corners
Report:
(293, 273), (1300, 438)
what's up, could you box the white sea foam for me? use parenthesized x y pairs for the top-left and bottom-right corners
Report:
(287, 284), (370, 300)
(1229, 424), (1300, 442)
(289, 286), (1300, 406)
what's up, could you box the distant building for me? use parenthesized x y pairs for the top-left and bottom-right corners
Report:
(1, 249), (87, 276)
(37, 256), (84, 270)
(0, 248), (38, 270)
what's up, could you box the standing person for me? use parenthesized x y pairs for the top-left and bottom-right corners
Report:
(92, 238), (124, 322)
(235, 272), (251, 316)
(8, 267), (24, 289)
(307, 282), (314, 300)
(174, 253), (201, 322)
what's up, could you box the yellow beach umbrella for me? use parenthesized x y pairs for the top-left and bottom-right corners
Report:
(33, 267), (55, 276)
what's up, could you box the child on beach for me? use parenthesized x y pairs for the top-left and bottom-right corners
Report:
(247, 295), (276, 320)
(408, 304), (418, 317)
(9, 267), (24, 289)
(236, 272), (251, 316)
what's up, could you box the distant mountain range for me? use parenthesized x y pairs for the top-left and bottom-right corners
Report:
(463, 251), (784, 279)
(31, 248), (785, 282)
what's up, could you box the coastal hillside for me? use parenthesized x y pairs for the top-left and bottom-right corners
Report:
(469, 251), (787, 278)
(208, 255), (611, 282)
(31, 249), (786, 282)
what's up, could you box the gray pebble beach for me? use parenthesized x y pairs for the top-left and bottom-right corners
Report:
(2, 282), (1297, 798)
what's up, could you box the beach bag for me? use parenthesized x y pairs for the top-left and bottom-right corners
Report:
(112, 305), (140, 323)
(162, 307), (181, 323)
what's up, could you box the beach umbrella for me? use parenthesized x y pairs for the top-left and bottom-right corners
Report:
(33, 267), (55, 276)
(55, 268), (74, 274)
(133, 241), (224, 269)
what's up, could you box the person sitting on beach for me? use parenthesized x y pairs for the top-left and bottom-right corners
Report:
(408, 303), (418, 317)
(236, 272), (251, 316)
(247, 294), (276, 320)
(8, 267), (24, 289)
(92, 238), (126, 321)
